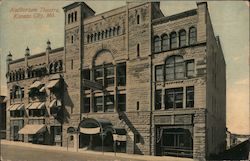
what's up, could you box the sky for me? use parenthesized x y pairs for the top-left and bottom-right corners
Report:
(0, 0), (249, 135)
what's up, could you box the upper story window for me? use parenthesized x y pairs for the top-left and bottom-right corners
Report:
(186, 60), (195, 77)
(105, 95), (114, 112)
(74, 11), (77, 21)
(10, 86), (24, 100)
(94, 96), (103, 112)
(161, 34), (169, 51)
(186, 86), (194, 108)
(118, 94), (126, 112)
(137, 15), (140, 24)
(117, 62), (126, 86)
(179, 29), (186, 47)
(165, 88), (183, 109)
(82, 97), (90, 113)
(155, 90), (162, 110)
(154, 36), (161, 53)
(155, 65), (164, 82)
(189, 27), (197, 45)
(105, 65), (114, 87)
(165, 56), (184, 80)
(170, 32), (177, 49)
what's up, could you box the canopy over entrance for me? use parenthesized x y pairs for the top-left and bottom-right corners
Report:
(79, 118), (112, 134)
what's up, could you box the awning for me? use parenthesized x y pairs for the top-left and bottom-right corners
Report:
(28, 102), (45, 110)
(30, 81), (42, 89)
(18, 124), (46, 134)
(9, 104), (24, 111)
(79, 118), (112, 134)
(46, 80), (59, 89)
(80, 127), (101, 134)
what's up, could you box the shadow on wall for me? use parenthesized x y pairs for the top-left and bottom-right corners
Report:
(61, 81), (73, 124)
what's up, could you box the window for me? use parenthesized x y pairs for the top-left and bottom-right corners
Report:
(71, 13), (74, 23)
(113, 27), (116, 36)
(82, 69), (90, 80)
(170, 32), (177, 49)
(29, 109), (46, 117)
(83, 97), (90, 113)
(97, 32), (100, 40)
(189, 27), (197, 45)
(118, 94), (126, 111)
(117, 26), (120, 35)
(186, 60), (194, 77)
(105, 65), (114, 87)
(71, 35), (74, 44)
(186, 86), (194, 108)
(154, 36), (161, 53)
(74, 11), (77, 21)
(58, 60), (63, 71)
(71, 59), (73, 70)
(137, 15), (140, 24)
(94, 33), (97, 41)
(161, 34), (169, 51)
(109, 28), (112, 37)
(165, 56), (184, 80)
(137, 44), (140, 57)
(165, 88), (183, 109)
(68, 14), (71, 24)
(137, 101), (139, 110)
(95, 67), (104, 85)
(155, 90), (162, 110)
(155, 65), (164, 82)
(10, 110), (24, 118)
(179, 30), (186, 47)
(91, 34), (93, 42)
(105, 95), (114, 112)
(94, 96), (103, 112)
(117, 63), (126, 86)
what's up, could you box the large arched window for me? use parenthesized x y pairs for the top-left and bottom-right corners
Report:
(161, 34), (169, 51)
(165, 56), (184, 80)
(170, 32), (177, 49)
(179, 29), (186, 47)
(154, 36), (161, 53)
(189, 27), (197, 45)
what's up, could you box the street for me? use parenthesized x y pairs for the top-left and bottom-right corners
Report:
(1, 144), (141, 161)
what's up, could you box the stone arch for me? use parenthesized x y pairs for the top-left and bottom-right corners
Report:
(92, 49), (115, 67)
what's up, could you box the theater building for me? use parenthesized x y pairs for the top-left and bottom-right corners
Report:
(5, 1), (226, 160)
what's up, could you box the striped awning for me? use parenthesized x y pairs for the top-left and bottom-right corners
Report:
(28, 102), (45, 110)
(8, 104), (24, 111)
(18, 124), (46, 134)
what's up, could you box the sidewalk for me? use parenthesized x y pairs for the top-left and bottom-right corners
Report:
(1, 140), (193, 161)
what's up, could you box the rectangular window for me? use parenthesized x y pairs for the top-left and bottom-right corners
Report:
(83, 97), (90, 113)
(105, 66), (114, 87)
(155, 90), (162, 110)
(155, 65), (164, 82)
(105, 95), (114, 112)
(186, 86), (194, 108)
(117, 63), (126, 86)
(94, 67), (103, 85)
(82, 69), (90, 80)
(186, 60), (194, 77)
(118, 94), (126, 112)
(94, 96), (103, 112)
(71, 59), (73, 70)
(165, 63), (174, 80)
(165, 88), (183, 109)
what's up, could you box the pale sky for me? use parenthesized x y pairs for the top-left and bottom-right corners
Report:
(0, 1), (249, 135)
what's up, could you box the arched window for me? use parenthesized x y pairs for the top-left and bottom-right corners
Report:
(109, 28), (112, 37)
(54, 62), (58, 73)
(170, 32), (177, 49)
(113, 27), (116, 36)
(71, 35), (74, 44)
(137, 44), (140, 57)
(71, 13), (74, 23)
(98, 32), (100, 40)
(179, 30), (186, 47)
(137, 15), (140, 24)
(58, 60), (63, 71)
(68, 14), (70, 24)
(94, 33), (97, 41)
(105, 30), (108, 38)
(165, 56), (184, 80)
(74, 11), (77, 21)
(154, 36), (161, 53)
(101, 31), (104, 39)
(87, 35), (90, 43)
(117, 26), (120, 35)
(189, 27), (197, 45)
(91, 34), (93, 42)
(161, 34), (169, 51)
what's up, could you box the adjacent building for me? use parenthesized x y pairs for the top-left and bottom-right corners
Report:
(5, 1), (226, 160)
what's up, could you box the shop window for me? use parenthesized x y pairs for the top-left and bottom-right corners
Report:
(105, 95), (114, 112)
(189, 27), (197, 45)
(83, 97), (90, 113)
(155, 65), (164, 82)
(165, 88), (183, 109)
(118, 94), (126, 112)
(94, 96), (103, 112)
(186, 86), (194, 108)
(161, 34), (169, 51)
(179, 29), (186, 47)
(165, 56), (184, 80)
(155, 90), (162, 110)
(170, 32), (177, 49)
(154, 36), (161, 53)
(117, 63), (126, 86)
(186, 60), (194, 77)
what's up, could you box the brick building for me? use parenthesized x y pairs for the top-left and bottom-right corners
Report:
(5, 1), (226, 160)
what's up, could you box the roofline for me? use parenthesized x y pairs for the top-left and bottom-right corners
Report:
(62, 2), (95, 14)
